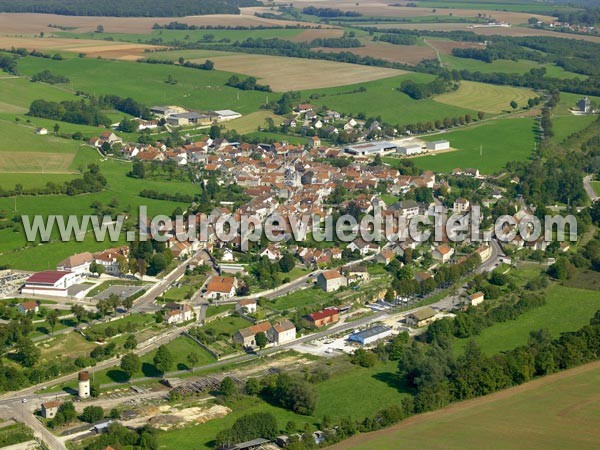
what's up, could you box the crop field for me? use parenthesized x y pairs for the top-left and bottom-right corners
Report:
(387, 117), (536, 174)
(433, 81), (537, 113)
(287, 27), (345, 42)
(303, 73), (473, 126)
(224, 110), (283, 134)
(0, 12), (309, 35)
(330, 360), (600, 450)
(454, 285), (600, 356)
(314, 40), (436, 65)
(0, 36), (159, 59)
(205, 53), (404, 91)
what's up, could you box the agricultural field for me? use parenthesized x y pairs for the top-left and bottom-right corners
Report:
(224, 110), (283, 135)
(330, 360), (600, 450)
(314, 40), (436, 66)
(454, 284), (600, 356)
(433, 81), (537, 114)
(207, 53), (405, 91)
(387, 116), (536, 174)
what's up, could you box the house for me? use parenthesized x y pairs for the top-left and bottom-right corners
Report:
(56, 252), (94, 274)
(21, 271), (79, 297)
(304, 308), (339, 328)
(414, 271), (432, 283)
(469, 291), (485, 306)
(406, 307), (437, 327)
(345, 265), (370, 282)
(426, 140), (450, 151)
(316, 270), (348, 292)
(296, 104), (314, 113)
(236, 299), (257, 315)
(269, 320), (296, 345)
(18, 301), (39, 315)
(309, 136), (321, 148)
(41, 400), (61, 419)
(163, 303), (194, 324)
(205, 276), (237, 299)
(432, 244), (454, 263)
(375, 248), (395, 265)
(233, 321), (272, 348)
(453, 198), (470, 214)
(35, 127), (48, 135)
(93, 248), (127, 275)
(475, 244), (492, 262)
(349, 325), (393, 346)
(99, 132), (122, 145)
(578, 97), (591, 113)
(389, 200), (420, 219)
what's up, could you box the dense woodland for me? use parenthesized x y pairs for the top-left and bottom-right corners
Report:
(0, 0), (261, 16)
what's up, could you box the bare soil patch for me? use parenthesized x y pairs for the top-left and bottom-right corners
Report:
(204, 53), (404, 91)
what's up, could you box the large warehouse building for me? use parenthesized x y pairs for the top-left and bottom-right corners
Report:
(349, 325), (393, 345)
(344, 141), (397, 156)
(426, 140), (450, 151)
(398, 144), (423, 155)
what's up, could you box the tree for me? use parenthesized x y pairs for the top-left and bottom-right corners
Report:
(220, 376), (238, 398)
(124, 334), (137, 350)
(255, 331), (268, 349)
(131, 161), (146, 179)
(278, 253), (296, 273)
(120, 353), (141, 379)
(53, 123), (60, 135)
(16, 338), (40, 367)
(209, 124), (221, 139)
(71, 304), (87, 324)
(47, 309), (60, 335)
(350, 348), (378, 367)
(187, 352), (199, 371)
(153, 345), (173, 375)
(96, 24), (104, 33)
(81, 405), (104, 423)
(510, 100), (518, 110)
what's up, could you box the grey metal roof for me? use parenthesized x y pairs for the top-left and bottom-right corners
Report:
(350, 325), (392, 341)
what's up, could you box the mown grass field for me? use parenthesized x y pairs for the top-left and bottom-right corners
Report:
(434, 81), (537, 114)
(331, 360), (600, 450)
(386, 116), (536, 174)
(440, 55), (587, 80)
(454, 284), (600, 356)
(224, 110), (283, 134)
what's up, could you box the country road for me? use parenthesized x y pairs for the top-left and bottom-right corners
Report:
(583, 175), (598, 202)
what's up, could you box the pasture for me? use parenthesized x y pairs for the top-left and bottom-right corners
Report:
(433, 81), (537, 114)
(387, 116), (536, 174)
(454, 284), (600, 356)
(303, 73), (474, 126)
(207, 53), (405, 91)
(330, 360), (600, 450)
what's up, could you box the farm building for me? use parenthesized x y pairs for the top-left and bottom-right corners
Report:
(406, 307), (438, 327)
(167, 112), (210, 126)
(214, 109), (242, 121)
(469, 291), (485, 306)
(21, 271), (80, 297)
(426, 140), (450, 151)
(344, 141), (397, 156)
(226, 438), (270, 450)
(349, 325), (393, 346)
(316, 270), (348, 292)
(397, 144), (422, 155)
(150, 105), (185, 117)
(304, 308), (340, 328)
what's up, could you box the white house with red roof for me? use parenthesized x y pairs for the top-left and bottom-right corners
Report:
(21, 271), (79, 297)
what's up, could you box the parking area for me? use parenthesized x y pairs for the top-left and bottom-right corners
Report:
(0, 270), (30, 298)
(94, 285), (143, 301)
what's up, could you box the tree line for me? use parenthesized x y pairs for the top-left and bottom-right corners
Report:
(226, 74), (271, 92)
(302, 6), (361, 17)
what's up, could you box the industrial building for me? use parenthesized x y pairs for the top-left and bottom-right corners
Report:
(397, 144), (422, 155)
(344, 141), (397, 156)
(426, 140), (450, 151)
(349, 325), (393, 345)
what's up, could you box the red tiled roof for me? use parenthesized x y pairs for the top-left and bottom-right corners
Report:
(309, 308), (339, 321)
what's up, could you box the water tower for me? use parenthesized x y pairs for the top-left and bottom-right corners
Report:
(78, 371), (90, 399)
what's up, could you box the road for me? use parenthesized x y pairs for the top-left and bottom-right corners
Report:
(584, 175), (598, 202)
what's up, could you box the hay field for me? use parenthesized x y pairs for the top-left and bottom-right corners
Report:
(287, 27), (344, 43)
(224, 111), (283, 134)
(434, 81), (536, 113)
(0, 36), (158, 59)
(0, 12), (319, 35)
(314, 40), (436, 65)
(330, 360), (600, 450)
(204, 54), (404, 91)
(0, 151), (76, 173)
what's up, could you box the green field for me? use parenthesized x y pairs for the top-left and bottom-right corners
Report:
(270, 286), (331, 311)
(16, 56), (271, 115)
(386, 116), (536, 174)
(434, 81), (536, 114)
(0, 76), (77, 113)
(303, 73), (475, 126)
(440, 55), (587, 80)
(454, 284), (600, 355)
(415, 0), (580, 14)
(157, 358), (410, 450)
(331, 361), (600, 450)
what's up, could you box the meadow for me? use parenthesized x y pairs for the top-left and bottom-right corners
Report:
(303, 73), (474, 126)
(454, 284), (600, 356)
(330, 360), (600, 450)
(157, 358), (410, 450)
(433, 81), (537, 114)
(386, 116), (536, 174)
